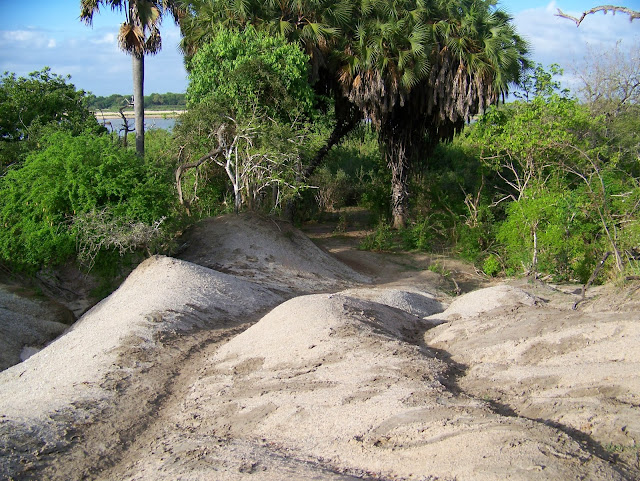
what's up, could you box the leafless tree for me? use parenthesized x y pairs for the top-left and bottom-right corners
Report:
(118, 96), (135, 147)
(556, 5), (640, 27)
(573, 41), (640, 117)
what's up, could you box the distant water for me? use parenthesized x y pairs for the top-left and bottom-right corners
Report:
(98, 116), (177, 135)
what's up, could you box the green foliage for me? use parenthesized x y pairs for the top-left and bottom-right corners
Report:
(482, 254), (501, 277)
(470, 96), (603, 194)
(312, 166), (350, 212)
(461, 73), (640, 281)
(0, 131), (175, 271)
(325, 124), (388, 212)
(0, 68), (103, 171)
(454, 205), (498, 263)
(514, 63), (569, 101)
(359, 221), (394, 251)
(496, 186), (598, 281)
(401, 216), (449, 252)
(404, 218), (434, 251)
(427, 262), (450, 277)
(186, 27), (315, 120)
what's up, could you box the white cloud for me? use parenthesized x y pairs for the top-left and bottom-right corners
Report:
(544, 0), (558, 14)
(92, 32), (116, 45)
(0, 29), (50, 49)
(47, 39), (56, 48)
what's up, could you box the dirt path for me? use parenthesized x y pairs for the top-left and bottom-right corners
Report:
(301, 218), (492, 294)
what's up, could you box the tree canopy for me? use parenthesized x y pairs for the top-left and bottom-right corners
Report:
(0, 68), (103, 173)
(186, 27), (315, 119)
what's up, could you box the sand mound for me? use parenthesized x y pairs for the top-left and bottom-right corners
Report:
(428, 284), (537, 321)
(0, 285), (72, 371)
(425, 282), (640, 475)
(0, 255), (284, 478)
(177, 214), (369, 292)
(161, 294), (620, 480)
(339, 285), (445, 318)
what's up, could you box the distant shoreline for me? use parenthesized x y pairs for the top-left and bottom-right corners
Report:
(95, 110), (185, 119)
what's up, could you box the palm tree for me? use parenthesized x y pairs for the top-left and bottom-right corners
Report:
(179, 0), (528, 227)
(339, 0), (528, 227)
(81, 0), (184, 156)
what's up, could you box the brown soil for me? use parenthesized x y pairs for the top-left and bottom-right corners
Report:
(1, 213), (638, 480)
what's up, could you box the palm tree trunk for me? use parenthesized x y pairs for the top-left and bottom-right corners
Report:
(132, 54), (145, 157)
(385, 134), (410, 229)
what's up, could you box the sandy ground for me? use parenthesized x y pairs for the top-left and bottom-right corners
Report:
(0, 213), (638, 480)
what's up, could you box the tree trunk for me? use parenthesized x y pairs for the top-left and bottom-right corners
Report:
(386, 137), (410, 229)
(132, 54), (145, 157)
(303, 112), (360, 179)
(282, 101), (360, 223)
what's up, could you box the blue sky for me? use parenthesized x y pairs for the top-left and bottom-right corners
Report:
(0, 0), (638, 96)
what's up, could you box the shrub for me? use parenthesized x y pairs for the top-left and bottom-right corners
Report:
(359, 222), (394, 251)
(496, 186), (600, 282)
(312, 166), (350, 212)
(186, 27), (314, 120)
(402, 216), (445, 251)
(0, 68), (104, 172)
(482, 254), (501, 277)
(0, 131), (175, 271)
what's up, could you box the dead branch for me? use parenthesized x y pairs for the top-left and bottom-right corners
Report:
(556, 6), (640, 27)
(118, 97), (135, 146)
(175, 124), (227, 215)
(573, 251), (612, 310)
(460, 175), (485, 227)
(74, 208), (167, 271)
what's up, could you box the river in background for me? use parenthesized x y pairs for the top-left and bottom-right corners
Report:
(96, 115), (178, 135)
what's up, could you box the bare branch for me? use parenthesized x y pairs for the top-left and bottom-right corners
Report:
(74, 208), (167, 271)
(175, 124), (227, 214)
(556, 5), (640, 27)
(490, 194), (515, 207)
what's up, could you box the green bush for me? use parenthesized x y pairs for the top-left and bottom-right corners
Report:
(0, 130), (175, 271)
(312, 166), (350, 212)
(359, 222), (394, 251)
(401, 216), (448, 251)
(482, 254), (501, 277)
(496, 186), (600, 282)
(187, 27), (315, 120)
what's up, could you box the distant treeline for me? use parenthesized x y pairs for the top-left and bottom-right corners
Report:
(88, 92), (186, 111)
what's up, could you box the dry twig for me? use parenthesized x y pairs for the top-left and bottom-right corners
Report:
(556, 5), (640, 27)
